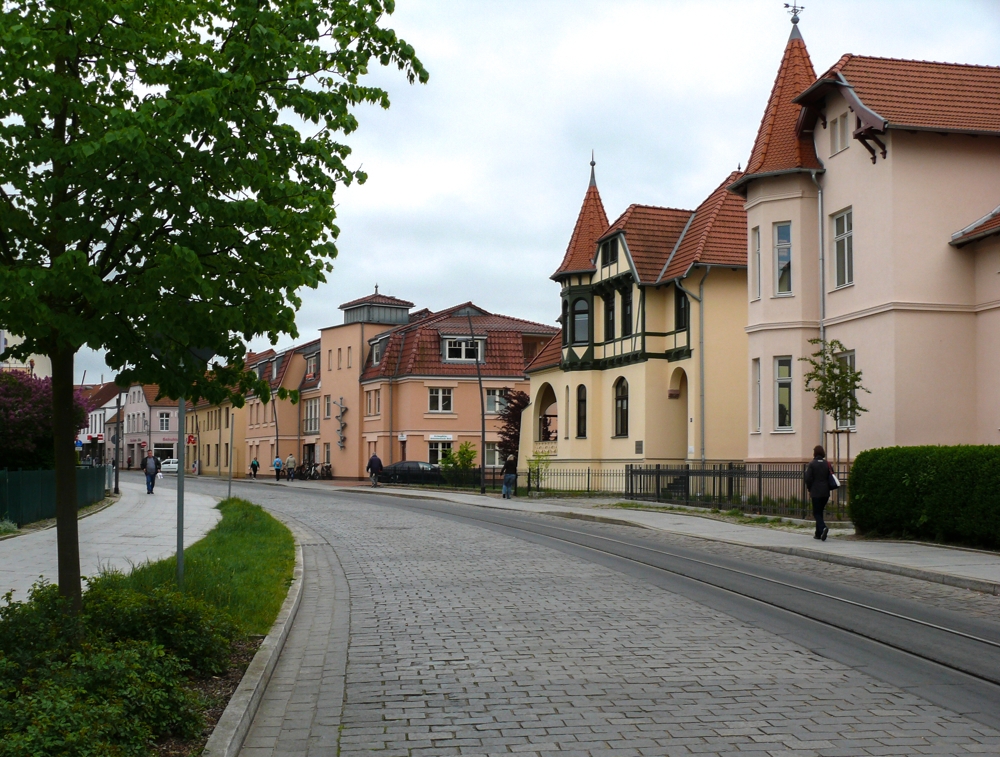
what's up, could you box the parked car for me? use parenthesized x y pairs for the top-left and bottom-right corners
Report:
(381, 460), (444, 485)
(160, 459), (179, 473)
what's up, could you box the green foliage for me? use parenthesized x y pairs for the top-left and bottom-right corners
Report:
(0, 520), (16, 536)
(527, 450), (552, 476)
(114, 498), (294, 635)
(0, 583), (206, 756)
(439, 441), (476, 470)
(850, 445), (1000, 548)
(799, 338), (869, 427)
(0, 0), (427, 405)
(496, 389), (529, 462)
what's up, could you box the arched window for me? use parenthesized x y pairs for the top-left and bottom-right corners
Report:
(572, 299), (589, 345)
(576, 385), (587, 438)
(614, 378), (629, 437)
(561, 299), (569, 346)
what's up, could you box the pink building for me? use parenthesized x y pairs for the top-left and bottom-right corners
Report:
(732, 17), (1000, 461)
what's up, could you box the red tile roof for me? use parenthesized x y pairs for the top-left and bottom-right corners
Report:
(659, 171), (747, 282)
(811, 55), (1000, 135)
(950, 204), (1000, 247)
(552, 167), (610, 279)
(339, 292), (414, 310)
(525, 334), (563, 374)
(139, 384), (179, 408)
(600, 205), (694, 284)
(85, 382), (122, 409)
(360, 303), (557, 382)
(731, 24), (821, 195)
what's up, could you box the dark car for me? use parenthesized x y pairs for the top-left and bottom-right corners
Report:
(381, 460), (445, 485)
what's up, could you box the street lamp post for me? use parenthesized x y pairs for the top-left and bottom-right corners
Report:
(177, 398), (186, 590)
(114, 391), (122, 495)
(465, 310), (487, 494)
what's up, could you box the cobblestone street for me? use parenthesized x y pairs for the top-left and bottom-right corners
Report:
(235, 489), (1000, 757)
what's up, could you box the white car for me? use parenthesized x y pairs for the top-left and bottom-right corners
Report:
(160, 459), (179, 473)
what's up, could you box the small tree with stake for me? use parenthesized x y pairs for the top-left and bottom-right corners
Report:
(800, 338), (870, 466)
(0, 0), (427, 612)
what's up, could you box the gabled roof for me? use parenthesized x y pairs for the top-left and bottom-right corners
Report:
(137, 384), (179, 408)
(360, 302), (557, 382)
(551, 163), (610, 280)
(658, 171), (747, 282)
(950, 204), (1000, 248)
(599, 205), (694, 284)
(730, 22), (821, 195)
(339, 292), (414, 310)
(798, 55), (1000, 136)
(85, 382), (123, 410)
(525, 334), (563, 374)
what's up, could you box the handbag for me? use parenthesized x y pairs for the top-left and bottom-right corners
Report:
(157, 472), (164, 480)
(827, 463), (840, 491)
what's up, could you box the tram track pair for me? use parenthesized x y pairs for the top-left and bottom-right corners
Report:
(382, 496), (1000, 690)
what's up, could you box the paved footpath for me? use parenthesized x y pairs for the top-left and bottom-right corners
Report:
(0, 479), (220, 599)
(239, 488), (1000, 757)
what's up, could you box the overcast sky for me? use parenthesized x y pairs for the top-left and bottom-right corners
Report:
(75, 0), (1000, 382)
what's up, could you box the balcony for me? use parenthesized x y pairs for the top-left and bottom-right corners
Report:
(533, 441), (557, 457)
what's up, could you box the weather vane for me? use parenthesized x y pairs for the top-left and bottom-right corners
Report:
(784, 3), (804, 24)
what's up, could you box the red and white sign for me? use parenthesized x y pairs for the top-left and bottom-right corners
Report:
(140, 441), (147, 448)
(187, 435), (196, 445)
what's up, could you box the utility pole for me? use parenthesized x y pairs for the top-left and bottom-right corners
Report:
(227, 408), (234, 499)
(177, 398), (186, 591)
(113, 391), (122, 495)
(465, 310), (487, 494)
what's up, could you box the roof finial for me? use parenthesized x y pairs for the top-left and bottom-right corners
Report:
(589, 150), (596, 188)
(737, 162), (741, 171)
(784, 2), (803, 25)
(374, 283), (379, 294)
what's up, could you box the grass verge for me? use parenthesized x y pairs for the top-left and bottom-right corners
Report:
(119, 497), (295, 635)
(608, 502), (819, 530)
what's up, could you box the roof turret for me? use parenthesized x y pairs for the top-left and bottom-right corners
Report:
(551, 156), (610, 280)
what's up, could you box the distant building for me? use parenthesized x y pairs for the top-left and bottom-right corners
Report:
(0, 331), (51, 378)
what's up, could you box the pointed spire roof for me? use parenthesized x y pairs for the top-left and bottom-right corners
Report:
(551, 158), (610, 281)
(729, 19), (822, 195)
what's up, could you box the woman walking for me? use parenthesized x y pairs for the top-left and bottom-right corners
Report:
(803, 445), (833, 541)
(250, 457), (259, 480)
(501, 455), (517, 499)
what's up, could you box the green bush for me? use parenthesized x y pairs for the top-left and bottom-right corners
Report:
(850, 445), (1000, 548)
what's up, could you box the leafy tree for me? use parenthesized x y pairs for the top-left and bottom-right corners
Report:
(496, 389), (529, 463)
(0, 0), (427, 610)
(799, 338), (869, 428)
(0, 372), (91, 470)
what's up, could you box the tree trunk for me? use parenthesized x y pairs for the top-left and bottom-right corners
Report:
(51, 343), (82, 612)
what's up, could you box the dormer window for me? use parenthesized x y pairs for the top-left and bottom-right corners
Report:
(600, 237), (619, 267)
(830, 112), (850, 155)
(305, 354), (318, 379)
(271, 361), (278, 380)
(444, 338), (483, 362)
(372, 340), (383, 365)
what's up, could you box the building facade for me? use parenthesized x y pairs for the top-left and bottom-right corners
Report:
(732, 18), (1000, 461)
(121, 384), (181, 465)
(520, 162), (749, 468)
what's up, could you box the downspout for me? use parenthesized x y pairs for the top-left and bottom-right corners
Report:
(810, 169), (826, 445)
(674, 265), (711, 464)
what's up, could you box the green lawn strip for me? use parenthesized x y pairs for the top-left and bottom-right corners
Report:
(118, 498), (295, 635)
(608, 501), (811, 529)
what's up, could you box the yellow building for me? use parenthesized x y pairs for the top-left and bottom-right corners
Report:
(520, 163), (749, 468)
(184, 396), (246, 478)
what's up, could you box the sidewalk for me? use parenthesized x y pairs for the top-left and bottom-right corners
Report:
(250, 478), (1000, 596)
(0, 480), (221, 601)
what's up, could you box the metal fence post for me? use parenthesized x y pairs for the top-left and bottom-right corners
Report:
(587, 467), (591, 495)
(685, 463), (690, 506)
(655, 464), (661, 503)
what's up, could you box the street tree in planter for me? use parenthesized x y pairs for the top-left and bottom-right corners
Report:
(800, 338), (870, 463)
(0, 0), (427, 611)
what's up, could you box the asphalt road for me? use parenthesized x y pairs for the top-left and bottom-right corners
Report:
(169, 477), (1000, 754)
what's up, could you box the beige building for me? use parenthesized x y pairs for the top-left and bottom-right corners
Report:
(319, 291), (555, 478)
(0, 331), (51, 377)
(732, 18), (1000, 461)
(184, 398), (246, 477)
(521, 162), (749, 468)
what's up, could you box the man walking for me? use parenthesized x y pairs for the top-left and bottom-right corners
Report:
(285, 452), (296, 481)
(273, 455), (282, 481)
(366, 452), (383, 487)
(142, 450), (161, 494)
(250, 457), (259, 480)
(804, 445), (833, 541)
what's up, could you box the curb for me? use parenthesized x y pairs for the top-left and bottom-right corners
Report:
(544, 509), (1000, 596)
(202, 538), (305, 757)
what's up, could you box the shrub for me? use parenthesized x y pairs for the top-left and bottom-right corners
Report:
(850, 445), (1000, 548)
(84, 573), (236, 676)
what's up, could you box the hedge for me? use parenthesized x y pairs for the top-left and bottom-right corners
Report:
(849, 445), (1000, 548)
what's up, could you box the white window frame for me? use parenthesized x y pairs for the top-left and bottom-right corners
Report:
(752, 227), (761, 301)
(305, 354), (318, 378)
(830, 112), (850, 155)
(833, 209), (853, 289)
(371, 341), (382, 365)
(484, 442), (499, 467)
(365, 389), (381, 417)
(751, 358), (761, 433)
(836, 351), (857, 429)
(324, 394), (331, 419)
(774, 223), (793, 296)
(775, 356), (793, 430)
(444, 338), (483, 362)
(428, 441), (452, 465)
(486, 388), (507, 414)
(428, 387), (453, 413)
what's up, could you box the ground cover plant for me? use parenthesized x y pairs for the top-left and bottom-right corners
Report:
(0, 498), (294, 756)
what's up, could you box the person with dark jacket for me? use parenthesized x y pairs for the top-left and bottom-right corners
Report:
(803, 445), (832, 541)
(366, 453), (383, 487)
(501, 455), (517, 499)
(142, 450), (162, 494)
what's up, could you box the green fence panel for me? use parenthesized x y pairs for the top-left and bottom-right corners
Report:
(0, 467), (109, 527)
